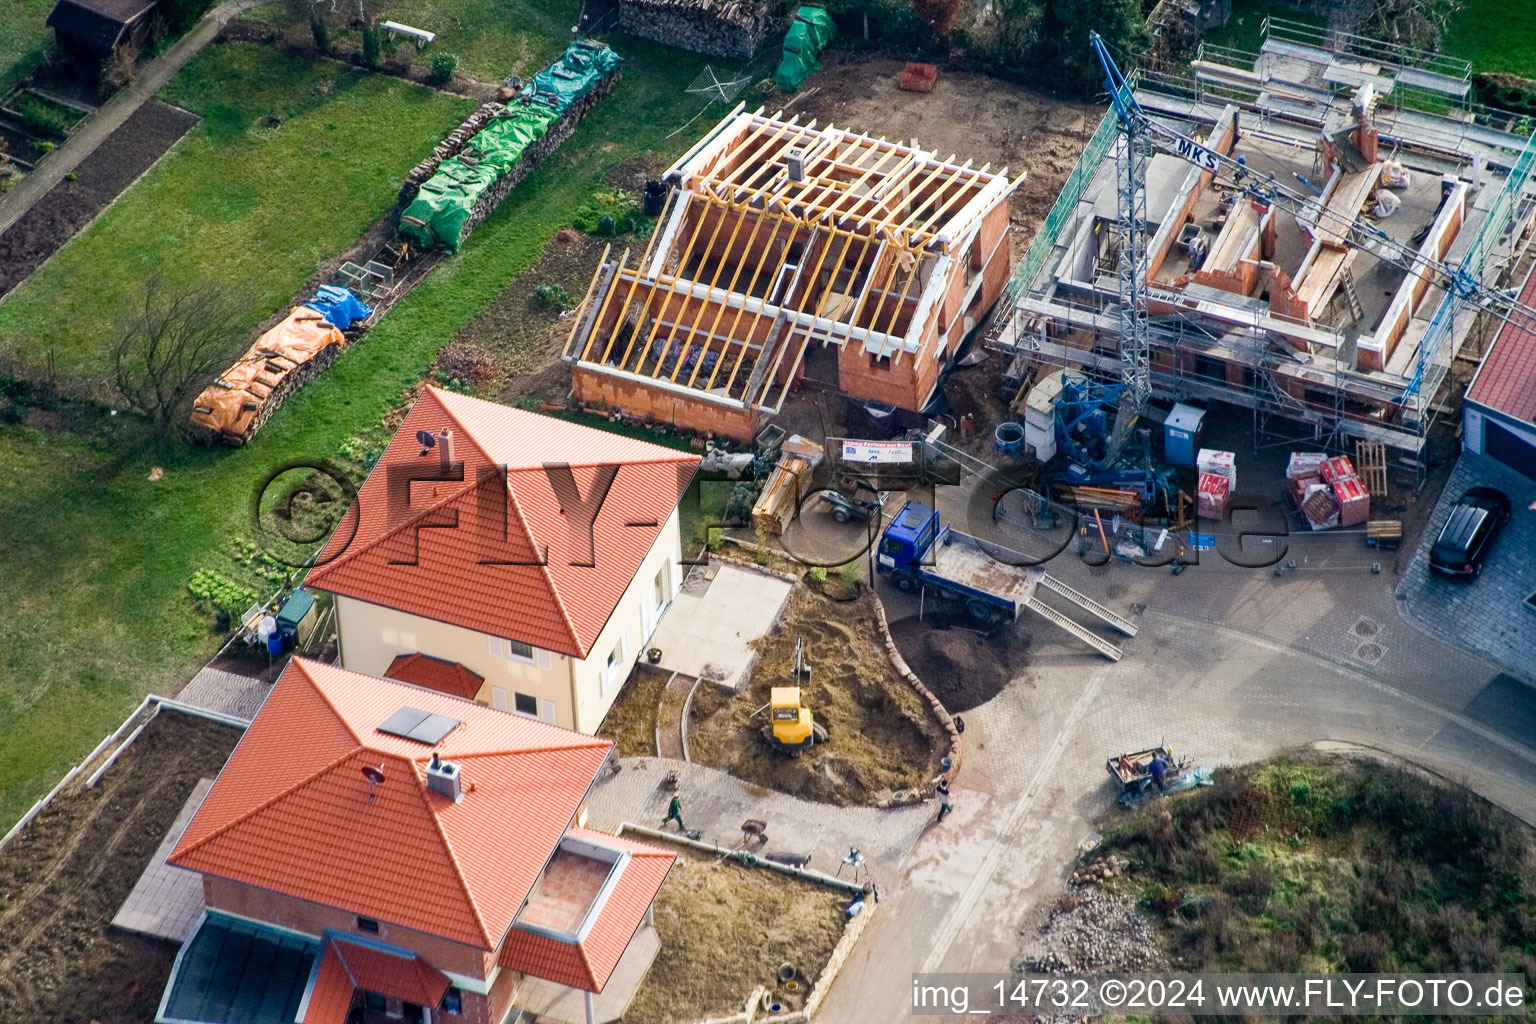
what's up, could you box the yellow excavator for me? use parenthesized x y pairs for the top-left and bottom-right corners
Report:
(762, 638), (827, 756)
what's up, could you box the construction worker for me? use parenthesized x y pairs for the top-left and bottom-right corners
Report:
(663, 793), (686, 832)
(935, 778), (953, 823)
(1149, 754), (1169, 795)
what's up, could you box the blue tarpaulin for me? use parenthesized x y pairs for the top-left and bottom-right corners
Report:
(305, 285), (371, 330)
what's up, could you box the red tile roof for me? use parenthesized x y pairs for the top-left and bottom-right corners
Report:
(170, 658), (613, 949)
(302, 944), (354, 1024)
(498, 828), (675, 992)
(385, 653), (484, 701)
(1467, 266), (1536, 425)
(331, 938), (451, 1007)
(307, 388), (699, 658)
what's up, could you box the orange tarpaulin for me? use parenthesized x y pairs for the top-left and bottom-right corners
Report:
(189, 307), (344, 444)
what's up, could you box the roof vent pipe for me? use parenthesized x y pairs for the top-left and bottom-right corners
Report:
(438, 428), (454, 472)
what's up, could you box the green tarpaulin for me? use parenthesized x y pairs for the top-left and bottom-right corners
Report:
(774, 6), (834, 93)
(398, 41), (620, 251)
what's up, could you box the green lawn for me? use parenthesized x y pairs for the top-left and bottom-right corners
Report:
(0, 0), (55, 89)
(0, 44), (472, 379)
(1445, 0), (1536, 80)
(1202, 0), (1322, 56)
(0, 31), (746, 829)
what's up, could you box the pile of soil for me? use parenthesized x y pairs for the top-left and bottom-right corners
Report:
(888, 614), (1029, 712)
(596, 664), (671, 758)
(620, 848), (847, 1024)
(0, 100), (199, 299)
(0, 709), (242, 1024)
(687, 587), (947, 805)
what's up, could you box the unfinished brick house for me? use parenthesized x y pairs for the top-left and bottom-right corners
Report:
(157, 658), (674, 1024)
(563, 108), (1022, 440)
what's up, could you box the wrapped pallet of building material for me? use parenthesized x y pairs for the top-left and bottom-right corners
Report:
(1318, 455), (1355, 484)
(1197, 448), (1236, 491)
(1196, 472), (1230, 520)
(773, 5), (833, 92)
(1332, 475), (1370, 527)
(1286, 451), (1327, 480)
(1299, 483), (1340, 530)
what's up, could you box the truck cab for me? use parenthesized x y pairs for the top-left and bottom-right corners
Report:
(876, 501), (942, 576)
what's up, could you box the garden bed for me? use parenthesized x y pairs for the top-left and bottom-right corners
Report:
(0, 708), (243, 1024)
(597, 663), (674, 758)
(0, 99), (199, 300)
(686, 586), (947, 805)
(619, 848), (848, 1024)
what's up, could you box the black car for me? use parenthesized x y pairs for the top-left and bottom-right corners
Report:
(1429, 486), (1512, 580)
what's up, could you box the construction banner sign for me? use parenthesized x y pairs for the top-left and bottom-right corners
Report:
(842, 440), (914, 464)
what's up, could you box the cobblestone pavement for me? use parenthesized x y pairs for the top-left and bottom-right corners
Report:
(1397, 452), (1536, 681)
(584, 757), (933, 878)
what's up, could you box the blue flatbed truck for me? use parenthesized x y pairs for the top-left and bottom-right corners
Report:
(875, 501), (1138, 660)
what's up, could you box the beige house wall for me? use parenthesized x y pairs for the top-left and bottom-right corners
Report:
(329, 508), (683, 734)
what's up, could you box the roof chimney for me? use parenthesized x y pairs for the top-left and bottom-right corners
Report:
(426, 755), (462, 802)
(437, 428), (454, 472)
(786, 146), (806, 183)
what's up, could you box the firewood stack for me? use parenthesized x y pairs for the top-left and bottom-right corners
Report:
(618, 0), (784, 60)
(400, 101), (505, 203)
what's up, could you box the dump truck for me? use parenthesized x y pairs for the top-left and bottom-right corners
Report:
(875, 501), (1139, 661)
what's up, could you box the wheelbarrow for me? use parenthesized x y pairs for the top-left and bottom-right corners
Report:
(1106, 745), (1186, 802)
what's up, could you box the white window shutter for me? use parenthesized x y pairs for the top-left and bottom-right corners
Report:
(537, 698), (557, 724)
(535, 649), (552, 670)
(488, 636), (503, 657)
(491, 687), (509, 712)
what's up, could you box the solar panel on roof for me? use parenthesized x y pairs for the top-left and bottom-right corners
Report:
(378, 706), (461, 744)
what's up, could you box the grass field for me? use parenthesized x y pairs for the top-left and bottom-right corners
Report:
(0, 30), (746, 829)
(1444, 1), (1536, 80)
(0, 0), (55, 89)
(0, 44), (472, 379)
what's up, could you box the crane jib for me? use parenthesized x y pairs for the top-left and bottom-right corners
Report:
(1173, 136), (1222, 174)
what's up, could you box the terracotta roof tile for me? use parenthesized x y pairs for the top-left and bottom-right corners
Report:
(302, 944), (354, 1024)
(171, 659), (613, 949)
(498, 828), (675, 992)
(385, 653), (484, 701)
(1468, 266), (1536, 424)
(306, 388), (698, 659)
(332, 938), (451, 1007)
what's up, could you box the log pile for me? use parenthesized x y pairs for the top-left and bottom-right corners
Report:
(400, 101), (505, 204)
(618, 0), (783, 60)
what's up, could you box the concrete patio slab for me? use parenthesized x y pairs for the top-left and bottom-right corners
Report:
(111, 778), (214, 942)
(648, 564), (793, 690)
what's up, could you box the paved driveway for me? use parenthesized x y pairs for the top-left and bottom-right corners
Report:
(1397, 452), (1536, 681)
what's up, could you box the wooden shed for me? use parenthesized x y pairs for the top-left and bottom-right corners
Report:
(47, 0), (158, 62)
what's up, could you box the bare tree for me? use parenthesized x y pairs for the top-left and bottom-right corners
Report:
(112, 275), (244, 433)
(1343, 0), (1462, 53)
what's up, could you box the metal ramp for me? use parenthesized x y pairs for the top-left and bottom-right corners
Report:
(1023, 596), (1124, 662)
(1037, 573), (1139, 636)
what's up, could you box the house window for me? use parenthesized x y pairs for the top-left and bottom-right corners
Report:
(506, 639), (535, 663)
(364, 992), (386, 1012)
(514, 692), (538, 717)
(439, 988), (463, 1015)
(602, 635), (628, 695)
(356, 916), (380, 933)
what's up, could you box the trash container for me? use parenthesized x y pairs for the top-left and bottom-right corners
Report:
(642, 179), (668, 217)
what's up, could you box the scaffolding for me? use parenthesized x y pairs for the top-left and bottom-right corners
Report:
(991, 20), (1536, 484)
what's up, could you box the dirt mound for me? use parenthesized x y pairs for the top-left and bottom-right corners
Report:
(888, 615), (1028, 712)
(686, 587), (947, 805)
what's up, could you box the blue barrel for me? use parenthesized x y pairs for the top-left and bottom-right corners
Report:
(267, 629), (284, 657)
(993, 421), (1025, 457)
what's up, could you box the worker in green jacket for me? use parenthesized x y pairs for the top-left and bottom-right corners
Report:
(663, 793), (686, 832)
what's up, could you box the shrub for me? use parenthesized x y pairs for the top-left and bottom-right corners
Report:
(753, 527), (771, 564)
(99, 44), (139, 92)
(360, 25), (381, 69)
(534, 283), (574, 310)
(310, 19), (331, 53)
(0, 170), (18, 197)
(573, 187), (648, 236)
(806, 566), (827, 584)
(838, 558), (861, 595)
(429, 52), (459, 84)
(34, 140), (54, 156)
